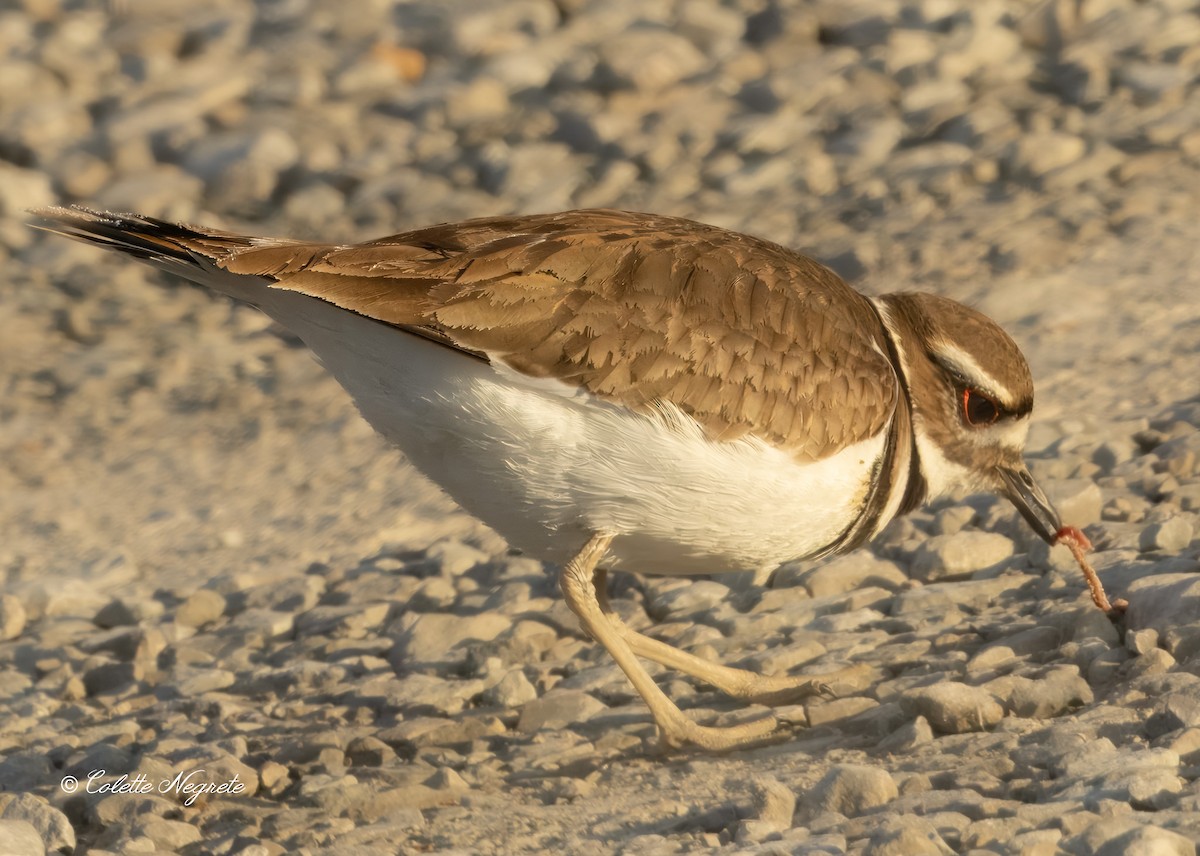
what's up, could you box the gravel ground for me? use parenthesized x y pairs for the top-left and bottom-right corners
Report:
(3, 0), (1200, 854)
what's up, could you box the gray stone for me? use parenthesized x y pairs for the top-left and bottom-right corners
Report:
(746, 775), (795, 834)
(1116, 63), (1192, 105)
(985, 667), (1093, 718)
(516, 689), (607, 734)
(390, 611), (512, 671)
(1127, 648), (1176, 680)
(0, 820), (45, 856)
(1145, 693), (1200, 739)
(83, 661), (143, 696)
(175, 589), (227, 628)
(0, 756), (51, 793)
(1010, 131), (1087, 178)
(225, 608), (295, 642)
(424, 539), (491, 577)
(801, 764), (898, 819)
(1107, 827), (1198, 856)
(910, 532), (1015, 581)
(295, 603), (390, 637)
(967, 625), (1061, 672)
(259, 760), (291, 793)
(424, 766), (469, 792)
(877, 716), (934, 753)
(776, 554), (908, 596)
(0, 164), (54, 218)
(1125, 574), (1200, 636)
(345, 736), (394, 768)
(596, 27), (705, 91)
(863, 814), (956, 855)
(931, 506), (977, 537)
(88, 792), (174, 828)
(241, 575), (326, 613)
(377, 673), (484, 716)
(1049, 746), (1184, 807)
(1029, 538), (1086, 573)
(1139, 517), (1194, 553)
(644, 579), (731, 619)
(409, 577), (459, 611)
(1092, 439), (1138, 474)
(901, 682), (1004, 734)
(1163, 622), (1200, 663)
(0, 594), (26, 641)
(170, 665), (236, 696)
(0, 794), (74, 854)
(1045, 480), (1105, 528)
(484, 669), (539, 708)
(133, 816), (202, 849)
(93, 598), (150, 628)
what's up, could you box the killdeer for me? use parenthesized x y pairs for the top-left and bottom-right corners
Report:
(35, 207), (1081, 751)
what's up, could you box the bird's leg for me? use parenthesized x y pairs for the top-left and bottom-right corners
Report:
(593, 568), (866, 706)
(559, 532), (777, 751)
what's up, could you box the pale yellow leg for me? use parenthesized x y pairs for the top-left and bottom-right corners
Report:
(593, 569), (862, 706)
(559, 533), (778, 751)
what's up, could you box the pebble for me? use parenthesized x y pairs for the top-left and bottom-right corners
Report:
(967, 625), (1062, 673)
(1124, 574), (1200, 637)
(0, 594), (26, 641)
(1062, 817), (1196, 855)
(862, 814), (955, 855)
(93, 598), (157, 629)
(985, 667), (1093, 718)
(423, 540), (491, 577)
(596, 27), (706, 92)
(901, 683), (1005, 734)
(878, 715), (934, 753)
(1044, 480), (1105, 528)
(0, 794), (74, 854)
(175, 590), (227, 629)
(0, 820), (45, 856)
(643, 580), (731, 619)
(1139, 517), (1194, 552)
(516, 689), (609, 734)
(390, 611), (513, 671)
(135, 816), (202, 849)
(910, 532), (1016, 581)
(776, 554), (908, 596)
(801, 765), (899, 820)
(0, 164), (53, 217)
(483, 669), (539, 708)
(1145, 693), (1200, 739)
(82, 661), (143, 696)
(743, 775), (795, 836)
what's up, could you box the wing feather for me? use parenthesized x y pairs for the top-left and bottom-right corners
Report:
(33, 207), (898, 460)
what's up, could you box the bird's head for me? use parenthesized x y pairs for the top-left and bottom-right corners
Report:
(878, 292), (1062, 544)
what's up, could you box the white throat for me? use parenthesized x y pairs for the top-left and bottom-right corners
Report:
(912, 429), (984, 499)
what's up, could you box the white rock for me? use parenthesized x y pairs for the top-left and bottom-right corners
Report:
(911, 532), (1015, 581)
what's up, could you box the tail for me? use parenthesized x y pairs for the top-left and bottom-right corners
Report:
(28, 206), (283, 300)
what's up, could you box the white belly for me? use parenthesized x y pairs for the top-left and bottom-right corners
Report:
(255, 290), (884, 575)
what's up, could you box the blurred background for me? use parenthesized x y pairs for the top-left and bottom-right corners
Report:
(5, 0), (1198, 276)
(1, 0), (1198, 586)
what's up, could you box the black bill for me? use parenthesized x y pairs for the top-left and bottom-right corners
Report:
(997, 464), (1062, 545)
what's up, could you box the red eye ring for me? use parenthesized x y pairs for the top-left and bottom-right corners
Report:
(962, 388), (1000, 426)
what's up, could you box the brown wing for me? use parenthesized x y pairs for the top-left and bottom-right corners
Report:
(36, 207), (898, 461)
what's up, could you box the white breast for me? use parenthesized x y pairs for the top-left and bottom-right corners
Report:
(254, 289), (887, 575)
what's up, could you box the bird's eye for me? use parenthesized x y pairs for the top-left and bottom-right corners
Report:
(962, 388), (1000, 426)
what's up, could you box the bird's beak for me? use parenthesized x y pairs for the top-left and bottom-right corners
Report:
(996, 463), (1062, 545)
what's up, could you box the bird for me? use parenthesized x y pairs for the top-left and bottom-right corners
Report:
(33, 206), (1070, 751)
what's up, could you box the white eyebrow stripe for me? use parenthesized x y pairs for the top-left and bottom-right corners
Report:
(931, 341), (1015, 407)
